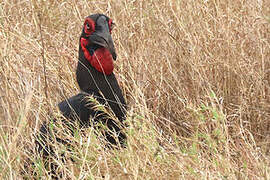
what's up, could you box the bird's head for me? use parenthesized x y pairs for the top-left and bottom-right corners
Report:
(80, 14), (116, 75)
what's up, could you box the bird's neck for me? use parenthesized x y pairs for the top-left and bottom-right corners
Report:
(77, 48), (127, 119)
(80, 38), (114, 75)
(77, 48), (118, 97)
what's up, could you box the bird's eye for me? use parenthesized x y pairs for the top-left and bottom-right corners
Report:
(108, 19), (115, 33)
(86, 23), (90, 30)
(83, 18), (95, 36)
(110, 22), (115, 30)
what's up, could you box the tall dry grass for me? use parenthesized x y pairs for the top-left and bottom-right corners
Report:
(0, 0), (269, 179)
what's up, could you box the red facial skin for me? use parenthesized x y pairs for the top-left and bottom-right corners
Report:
(80, 17), (114, 75)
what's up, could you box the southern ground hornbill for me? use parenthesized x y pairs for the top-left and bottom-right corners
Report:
(36, 14), (127, 157)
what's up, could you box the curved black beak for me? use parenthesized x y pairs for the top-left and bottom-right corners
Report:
(89, 16), (117, 60)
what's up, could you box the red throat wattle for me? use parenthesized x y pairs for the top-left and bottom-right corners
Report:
(80, 38), (114, 75)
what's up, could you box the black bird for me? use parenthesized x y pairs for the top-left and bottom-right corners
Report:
(37, 14), (127, 158)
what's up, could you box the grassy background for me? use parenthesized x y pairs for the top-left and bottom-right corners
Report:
(0, 0), (269, 179)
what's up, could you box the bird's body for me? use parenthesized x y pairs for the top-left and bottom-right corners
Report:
(36, 14), (127, 158)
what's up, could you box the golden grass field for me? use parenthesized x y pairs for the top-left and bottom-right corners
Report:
(0, 0), (269, 179)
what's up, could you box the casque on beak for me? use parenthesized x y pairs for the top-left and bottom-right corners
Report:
(89, 16), (117, 60)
